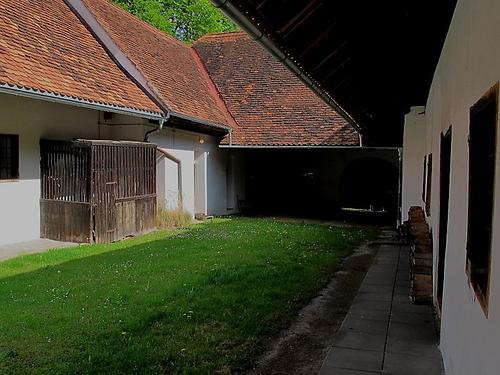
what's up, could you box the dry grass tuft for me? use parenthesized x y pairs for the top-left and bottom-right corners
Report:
(157, 202), (192, 228)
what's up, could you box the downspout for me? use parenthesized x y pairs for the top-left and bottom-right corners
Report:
(144, 112), (170, 141)
(211, 0), (362, 135)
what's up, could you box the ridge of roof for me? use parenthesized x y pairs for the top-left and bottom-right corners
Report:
(195, 30), (247, 43)
(102, 0), (187, 48)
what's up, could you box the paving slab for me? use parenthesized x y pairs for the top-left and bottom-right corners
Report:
(319, 347), (384, 373)
(333, 330), (387, 352)
(318, 240), (444, 375)
(0, 239), (77, 261)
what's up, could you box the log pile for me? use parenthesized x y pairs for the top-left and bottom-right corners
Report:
(406, 206), (433, 304)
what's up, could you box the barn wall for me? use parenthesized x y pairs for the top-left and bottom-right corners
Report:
(402, 0), (500, 373)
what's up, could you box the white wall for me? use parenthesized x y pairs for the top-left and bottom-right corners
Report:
(206, 145), (245, 216)
(0, 93), (103, 245)
(404, 1), (500, 373)
(401, 106), (426, 221)
(148, 128), (242, 218)
(194, 148), (208, 216)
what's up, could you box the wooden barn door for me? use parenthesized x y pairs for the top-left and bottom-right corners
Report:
(92, 145), (118, 243)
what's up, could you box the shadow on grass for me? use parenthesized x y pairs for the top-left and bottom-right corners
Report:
(0, 218), (376, 374)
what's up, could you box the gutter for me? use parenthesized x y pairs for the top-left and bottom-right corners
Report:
(0, 83), (165, 121)
(170, 111), (233, 144)
(218, 144), (400, 150)
(211, 0), (362, 135)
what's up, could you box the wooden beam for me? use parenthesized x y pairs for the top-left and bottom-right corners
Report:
(282, 2), (322, 39)
(299, 23), (339, 59)
(323, 56), (352, 83)
(278, 1), (318, 34)
(312, 41), (348, 72)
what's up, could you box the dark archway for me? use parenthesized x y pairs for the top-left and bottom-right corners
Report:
(339, 157), (399, 223)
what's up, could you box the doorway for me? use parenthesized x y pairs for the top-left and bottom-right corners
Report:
(437, 128), (452, 311)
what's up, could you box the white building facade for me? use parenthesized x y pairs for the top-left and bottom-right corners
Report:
(401, 1), (500, 373)
(0, 92), (242, 246)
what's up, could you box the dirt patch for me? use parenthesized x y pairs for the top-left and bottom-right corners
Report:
(248, 241), (379, 375)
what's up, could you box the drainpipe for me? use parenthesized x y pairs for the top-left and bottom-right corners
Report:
(144, 113), (170, 142)
(211, 0), (362, 135)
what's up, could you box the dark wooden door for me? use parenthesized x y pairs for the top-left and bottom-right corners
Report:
(437, 128), (452, 310)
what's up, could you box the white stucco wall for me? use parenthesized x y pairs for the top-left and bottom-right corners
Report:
(406, 1), (500, 373)
(0, 93), (104, 245)
(147, 129), (243, 218)
(149, 129), (196, 216)
(194, 148), (208, 216)
(401, 106), (426, 221)
(206, 145), (245, 216)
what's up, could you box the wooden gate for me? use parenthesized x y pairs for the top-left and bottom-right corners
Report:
(40, 139), (157, 243)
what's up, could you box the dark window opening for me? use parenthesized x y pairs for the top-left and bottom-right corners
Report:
(437, 128), (452, 312)
(422, 155), (427, 202)
(425, 153), (433, 216)
(466, 84), (498, 316)
(0, 134), (19, 180)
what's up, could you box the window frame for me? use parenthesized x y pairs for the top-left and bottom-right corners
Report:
(0, 133), (19, 181)
(466, 83), (499, 316)
(425, 153), (432, 216)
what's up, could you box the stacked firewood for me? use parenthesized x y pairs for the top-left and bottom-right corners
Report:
(406, 206), (433, 304)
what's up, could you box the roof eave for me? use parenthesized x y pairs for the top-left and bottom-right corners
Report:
(0, 83), (166, 121)
(170, 111), (233, 133)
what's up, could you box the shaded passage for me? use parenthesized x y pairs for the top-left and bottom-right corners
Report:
(319, 238), (443, 375)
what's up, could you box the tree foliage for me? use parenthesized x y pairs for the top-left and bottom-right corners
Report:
(113, 0), (237, 43)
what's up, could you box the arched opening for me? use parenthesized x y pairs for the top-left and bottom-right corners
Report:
(339, 157), (399, 223)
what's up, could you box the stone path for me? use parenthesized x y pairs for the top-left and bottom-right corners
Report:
(318, 242), (444, 375)
(0, 239), (77, 261)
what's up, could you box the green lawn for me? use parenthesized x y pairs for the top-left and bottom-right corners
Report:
(0, 218), (376, 374)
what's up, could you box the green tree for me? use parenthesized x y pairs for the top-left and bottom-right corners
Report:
(113, 0), (237, 43)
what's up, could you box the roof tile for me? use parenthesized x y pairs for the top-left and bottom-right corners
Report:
(81, 0), (236, 128)
(0, 0), (161, 115)
(194, 31), (359, 146)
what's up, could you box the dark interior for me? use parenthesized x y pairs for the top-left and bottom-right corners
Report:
(242, 148), (399, 224)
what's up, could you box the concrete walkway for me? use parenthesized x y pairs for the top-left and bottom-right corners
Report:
(319, 241), (443, 375)
(0, 239), (77, 261)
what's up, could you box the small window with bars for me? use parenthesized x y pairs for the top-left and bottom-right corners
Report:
(0, 134), (19, 180)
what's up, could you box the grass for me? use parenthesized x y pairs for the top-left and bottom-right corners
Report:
(0, 217), (377, 374)
(156, 205), (193, 229)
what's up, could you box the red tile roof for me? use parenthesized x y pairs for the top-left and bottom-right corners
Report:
(193, 31), (360, 146)
(0, 0), (161, 116)
(81, 0), (237, 129)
